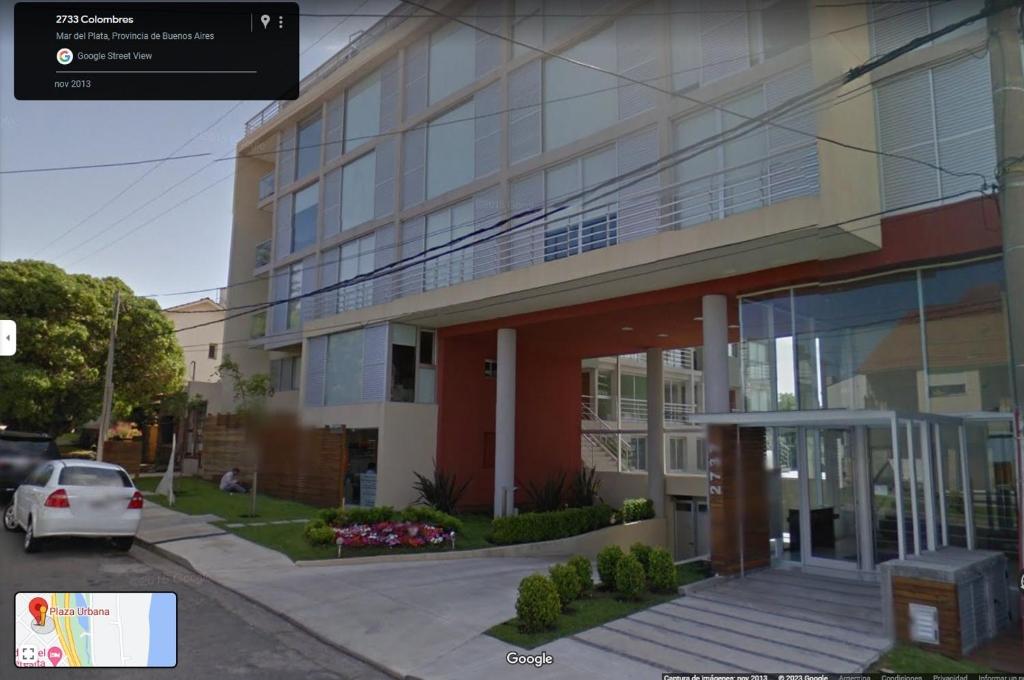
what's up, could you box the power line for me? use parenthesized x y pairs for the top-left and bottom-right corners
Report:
(0, 152), (210, 175)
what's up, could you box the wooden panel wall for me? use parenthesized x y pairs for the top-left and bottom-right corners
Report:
(707, 424), (770, 576)
(892, 576), (962, 658)
(102, 439), (142, 477)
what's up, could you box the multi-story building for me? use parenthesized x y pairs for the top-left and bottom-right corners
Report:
(223, 0), (1018, 573)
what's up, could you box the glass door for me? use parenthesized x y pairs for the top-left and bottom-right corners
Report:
(802, 428), (860, 569)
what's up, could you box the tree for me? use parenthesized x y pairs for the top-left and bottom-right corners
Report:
(0, 260), (184, 435)
(216, 355), (273, 417)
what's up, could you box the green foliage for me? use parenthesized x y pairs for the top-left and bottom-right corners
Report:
(399, 506), (464, 533)
(596, 545), (625, 589)
(548, 563), (583, 610)
(335, 506), (396, 526)
(614, 553), (646, 600)
(489, 504), (614, 545)
(0, 260), (184, 435)
(567, 555), (594, 594)
(161, 390), (208, 418)
(569, 466), (601, 507)
(646, 548), (679, 592)
(216, 355), (273, 417)
(303, 519), (336, 546)
(516, 574), (561, 633)
(629, 542), (653, 572)
(620, 498), (655, 523)
(524, 469), (567, 512)
(412, 460), (470, 514)
(316, 507), (341, 525)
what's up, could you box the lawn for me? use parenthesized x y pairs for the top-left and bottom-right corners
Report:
(136, 476), (318, 522)
(874, 645), (994, 673)
(486, 562), (712, 649)
(223, 513), (496, 562)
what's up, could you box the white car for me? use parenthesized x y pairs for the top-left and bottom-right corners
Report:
(3, 459), (143, 552)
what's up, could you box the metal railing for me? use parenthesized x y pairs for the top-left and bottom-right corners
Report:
(258, 172), (275, 201)
(254, 240), (272, 268)
(622, 348), (696, 369)
(620, 397), (696, 423)
(244, 5), (416, 137)
(580, 403), (636, 473)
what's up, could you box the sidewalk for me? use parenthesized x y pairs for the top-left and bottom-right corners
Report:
(136, 503), (661, 680)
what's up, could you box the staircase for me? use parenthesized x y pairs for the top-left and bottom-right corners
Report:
(581, 404), (632, 472)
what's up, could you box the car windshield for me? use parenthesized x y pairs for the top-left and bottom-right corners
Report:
(58, 467), (132, 488)
(0, 440), (52, 457)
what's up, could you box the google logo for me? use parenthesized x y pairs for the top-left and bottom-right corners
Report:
(56, 48), (74, 65)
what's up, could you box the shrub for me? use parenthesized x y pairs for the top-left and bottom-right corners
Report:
(596, 545), (625, 589)
(412, 461), (470, 514)
(524, 470), (567, 512)
(630, 542), (653, 572)
(399, 506), (464, 534)
(567, 555), (594, 594)
(335, 506), (395, 526)
(620, 498), (655, 523)
(548, 563), (583, 610)
(303, 519), (336, 546)
(614, 553), (646, 600)
(316, 507), (341, 525)
(570, 466), (601, 507)
(515, 574), (561, 633)
(489, 504), (614, 545)
(647, 548), (679, 593)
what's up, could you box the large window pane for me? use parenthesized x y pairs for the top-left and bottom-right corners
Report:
(341, 153), (375, 230)
(425, 200), (474, 290)
(292, 184), (318, 252)
(965, 419), (1018, 563)
(543, 27), (617, 150)
(338, 233), (375, 311)
(325, 329), (364, 405)
(429, 21), (476, 104)
(427, 102), (474, 199)
(296, 116), (322, 180)
(345, 71), (381, 153)
(740, 293), (794, 412)
(286, 263), (302, 329)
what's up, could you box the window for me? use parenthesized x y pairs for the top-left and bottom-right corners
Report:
(542, 147), (618, 261)
(429, 21), (476, 104)
(286, 263), (302, 330)
(427, 102), (475, 199)
(668, 437), (688, 473)
(296, 116), (322, 179)
(418, 330), (435, 365)
(325, 328), (364, 405)
(59, 466), (132, 487)
(391, 324), (417, 402)
(696, 439), (707, 471)
(26, 463), (54, 487)
(625, 436), (647, 472)
(207, 343), (217, 360)
(870, 0), (985, 56)
(345, 70), (381, 153)
(341, 153), (375, 231)
(271, 356), (301, 392)
(292, 184), (318, 252)
(512, 0), (586, 55)
(760, 0), (809, 60)
(543, 27), (617, 150)
(425, 200), (474, 290)
(338, 233), (375, 311)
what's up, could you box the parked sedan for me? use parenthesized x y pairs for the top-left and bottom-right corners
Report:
(3, 460), (143, 552)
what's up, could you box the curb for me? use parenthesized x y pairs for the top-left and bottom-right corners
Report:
(133, 536), (408, 679)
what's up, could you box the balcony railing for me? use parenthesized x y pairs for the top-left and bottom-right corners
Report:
(620, 397), (696, 423)
(622, 349), (696, 370)
(258, 172), (275, 201)
(250, 311), (267, 339)
(254, 240), (272, 268)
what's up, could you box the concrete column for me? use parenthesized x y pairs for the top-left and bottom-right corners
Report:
(646, 348), (665, 518)
(494, 328), (517, 517)
(702, 294), (730, 413)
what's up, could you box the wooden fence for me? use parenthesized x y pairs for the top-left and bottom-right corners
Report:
(199, 414), (348, 508)
(102, 439), (142, 476)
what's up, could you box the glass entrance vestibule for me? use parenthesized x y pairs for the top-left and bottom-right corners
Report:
(694, 410), (1012, 575)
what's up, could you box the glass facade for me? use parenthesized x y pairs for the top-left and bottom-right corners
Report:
(427, 102), (474, 199)
(345, 70), (381, 153)
(292, 184), (318, 253)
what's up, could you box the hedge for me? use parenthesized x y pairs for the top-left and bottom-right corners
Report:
(489, 504), (615, 545)
(620, 498), (655, 523)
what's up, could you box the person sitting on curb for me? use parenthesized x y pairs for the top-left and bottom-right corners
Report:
(219, 467), (248, 494)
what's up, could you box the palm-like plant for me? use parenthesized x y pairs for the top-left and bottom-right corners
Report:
(524, 470), (567, 512)
(570, 466), (601, 507)
(412, 461), (471, 514)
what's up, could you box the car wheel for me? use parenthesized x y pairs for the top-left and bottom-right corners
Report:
(3, 504), (19, 532)
(111, 537), (134, 552)
(23, 518), (41, 553)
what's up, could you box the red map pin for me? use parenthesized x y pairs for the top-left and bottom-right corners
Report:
(28, 597), (48, 626)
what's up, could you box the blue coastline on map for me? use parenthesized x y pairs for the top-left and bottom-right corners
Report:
(146, 594), (176, 667)
(73, 593), (91, 665)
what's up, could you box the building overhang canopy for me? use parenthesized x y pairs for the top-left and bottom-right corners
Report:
(690, 409), (971, 429)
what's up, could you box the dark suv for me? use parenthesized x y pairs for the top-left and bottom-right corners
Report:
(0, 431), (60, 504)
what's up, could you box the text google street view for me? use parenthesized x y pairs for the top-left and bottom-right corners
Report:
(0, 0), (1022, 678)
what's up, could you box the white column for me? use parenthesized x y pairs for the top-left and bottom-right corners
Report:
(646, 348), (665, 518)
(494, 328), (517, 518)
(702, 295), (730, 414)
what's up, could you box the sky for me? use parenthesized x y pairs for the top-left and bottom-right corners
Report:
(0, 0), (397, 309)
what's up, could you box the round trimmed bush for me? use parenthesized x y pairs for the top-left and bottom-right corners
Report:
(614, 553), (646, 600)
(647, 548), (679, 592)
(630, 542), (653, 572)
(548, 563), (582, 610)
(515, 574), (561, 633)
(567, 555), (594, 594)
(596, 545), (625, 590)
(303, 520), (337, 546)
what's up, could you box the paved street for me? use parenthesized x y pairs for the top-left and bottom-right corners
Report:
(0, 526), (389, 680)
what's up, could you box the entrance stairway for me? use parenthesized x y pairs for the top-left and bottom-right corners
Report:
(573, 569), (890, 673)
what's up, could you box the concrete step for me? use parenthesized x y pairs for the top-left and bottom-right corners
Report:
(745, 569), (881, 596)
(707, 579), (882, 623)
(646, 603), (880, 666)
(688, 590), (882, 636)
(573, 626), (746, 673)
(732, 574), (882, 610)
(602, 617), (829, 673)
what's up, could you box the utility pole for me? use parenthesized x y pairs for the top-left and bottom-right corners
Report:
(986, 0), (1024, 635)
(95, 291), (121, 462)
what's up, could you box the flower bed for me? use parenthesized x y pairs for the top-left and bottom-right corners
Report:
(334, 520), (455, 549)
